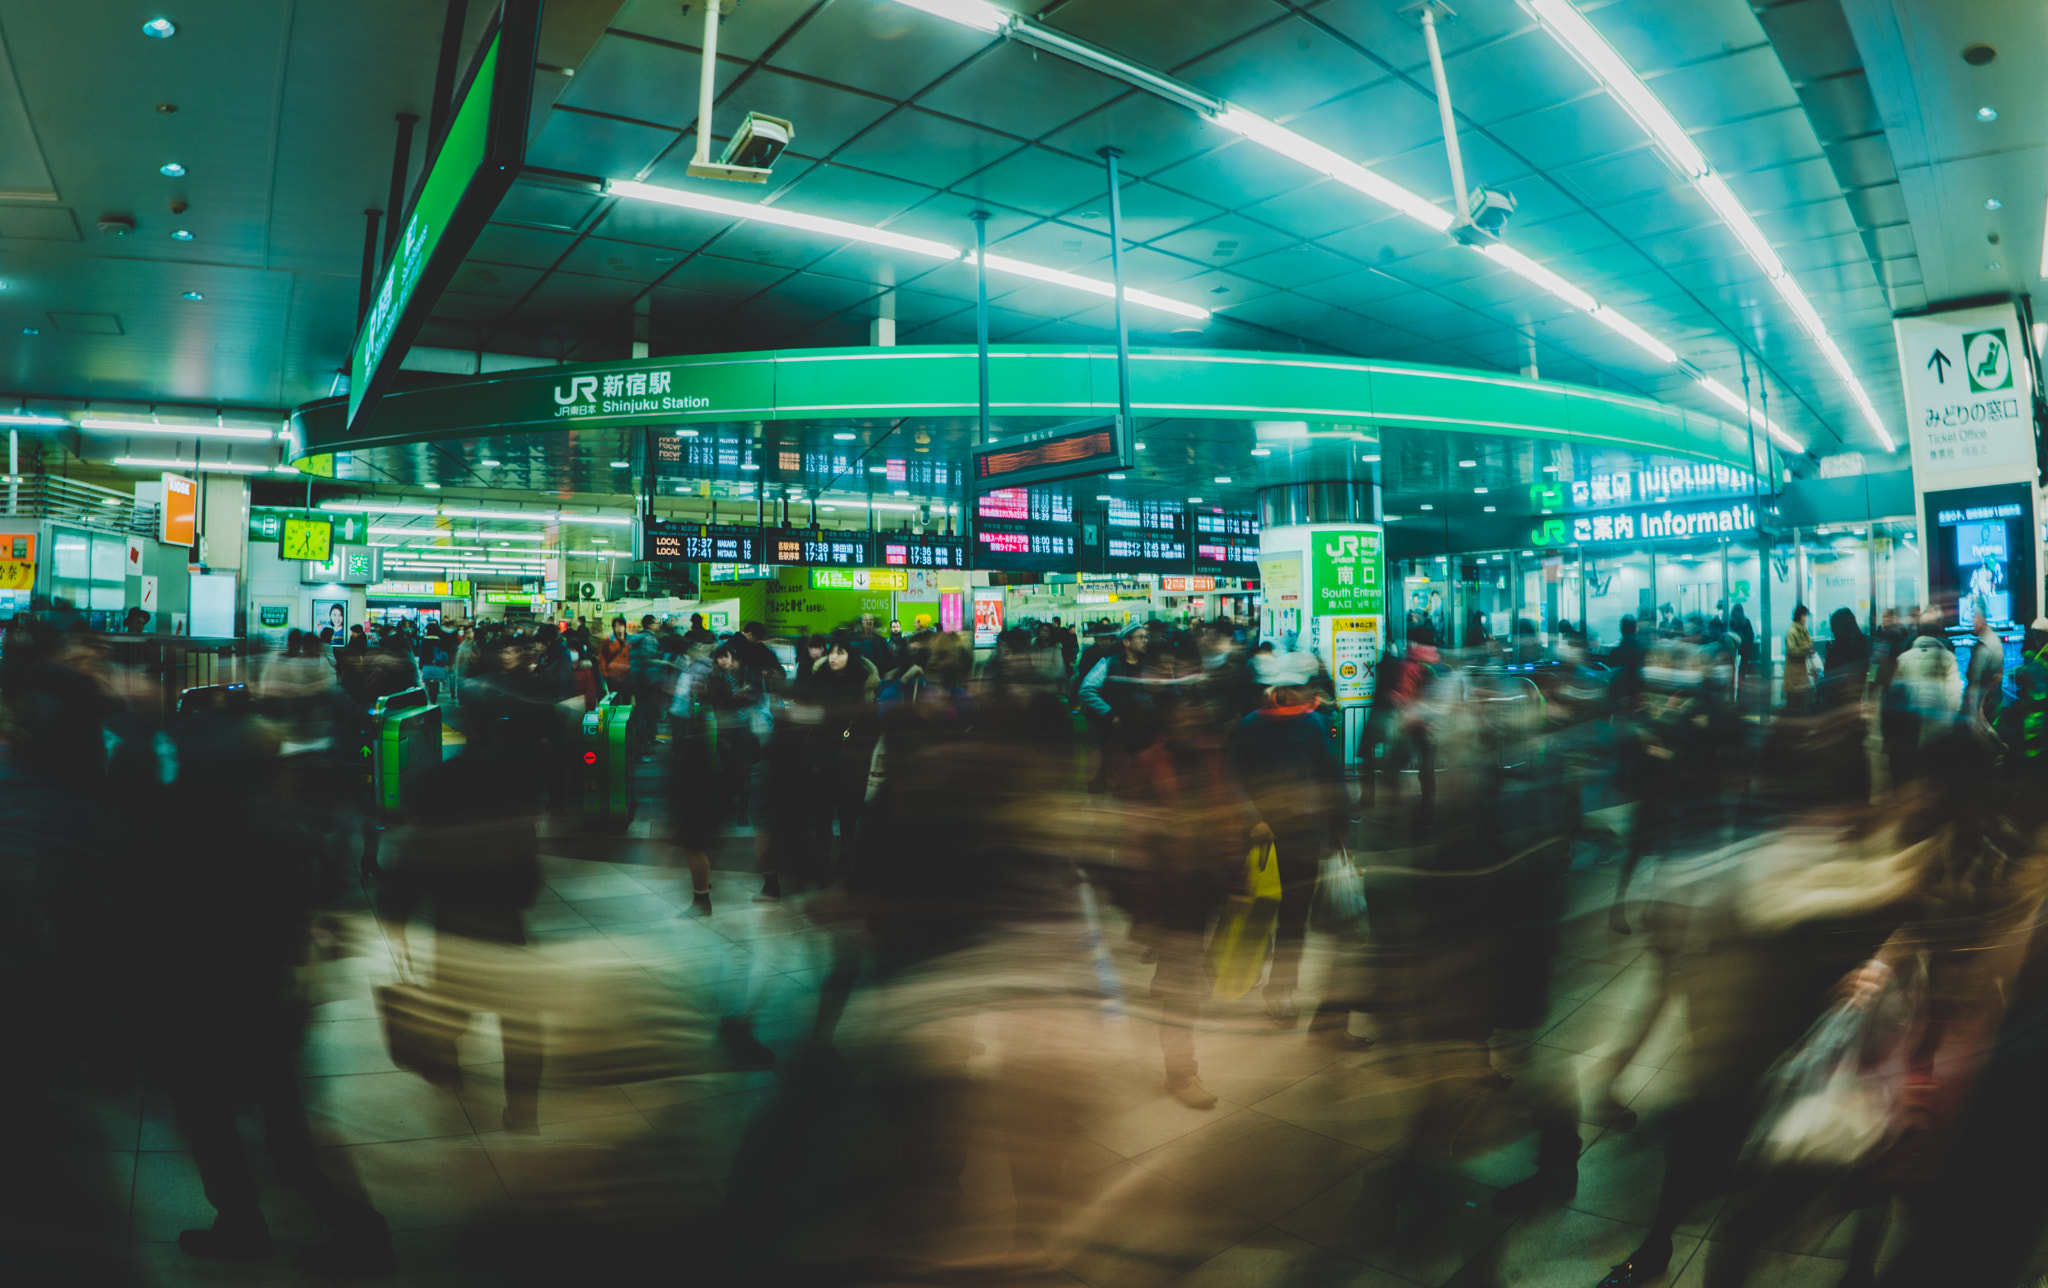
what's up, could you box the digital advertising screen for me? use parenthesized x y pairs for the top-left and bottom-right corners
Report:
(1925, 482), (2034, 629)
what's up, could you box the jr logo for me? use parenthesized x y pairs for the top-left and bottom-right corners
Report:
(1324, 534), (1363, 558)
(554, 376), (599, 405)
(1530, 518), (1567, 547)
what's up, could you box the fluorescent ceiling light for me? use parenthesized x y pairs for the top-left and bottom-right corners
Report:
(609, 180), (960, 260)
(1522, 0), (1707, 179)
(82, 417), (276, 439)
(1525, 0), (1890, 450)
(1212, 107), (1452, 233)
(612, 179), (1208, 321)
(0, 411), (66, 426)
(971, 251), (1209, 320)
(322, 502), (439, 515)
(1588, 306), (1677, 365)
(893, 0), (1010, 33)
(1479, 242), (1595, 312)
(112, 456), (274, 473)
(1696, 375), (1804, 454)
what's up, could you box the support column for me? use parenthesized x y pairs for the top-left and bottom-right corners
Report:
(1258, 481), (1382, 769)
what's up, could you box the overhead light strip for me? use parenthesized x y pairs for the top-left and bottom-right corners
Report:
(1696, 375), (1804, 454)
(113, 456), (280, 474)
(1520, 0), (1892, 451)
(82, 417), (277, 440)
(883, 0), (1775, 451)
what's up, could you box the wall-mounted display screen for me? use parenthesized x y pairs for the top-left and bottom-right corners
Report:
(1926, 483), (2035, 630)
(766, 532), (872, 568)
(973, 415), (1125, 490)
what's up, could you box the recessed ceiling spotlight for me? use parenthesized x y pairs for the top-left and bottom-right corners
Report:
(1095, 494), (1112, 501)
(480, 458), (501, 466)
(20, 327), (38, 336)
(1458, 459), (1477, 467)
(867, 465), (887, 474)
(1964, 42), (1998, 65)
(1107, 472), (1127, 480)
(171, 229), (194, 240)
(1986, 198), (2004, 211)
(181, 290), (203, 300)
(1249, 447), (1271, 456)
(1188, 496), (1203, 503)
(422, 482), (441, 489)
(1134, 441), (1147, 450)
(609, 460), (630, 468)
(741, 462), (760, 471)
(1542, 463), (1560, 472)
(832, 431), (857, 441)
(1419, 503), (1434, 510)
(142, 17), (176, 38)
(1978, 106), (1999, 121)
(1483, 506), (1497, 512)
(1474, 486), (1488, 494)
(1213, 475), (1231, 484)
(160, 162), (185, 177)
(677, 428), (698, 437)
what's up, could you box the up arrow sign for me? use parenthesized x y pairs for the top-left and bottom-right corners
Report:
(1928, 348), (1953, 384)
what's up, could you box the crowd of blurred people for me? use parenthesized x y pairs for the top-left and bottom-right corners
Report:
(9, 593), (2048, 1286)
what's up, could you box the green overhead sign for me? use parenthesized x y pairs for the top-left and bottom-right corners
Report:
(251, 508), (366, 545)
(292, 344), (1768, 478)
(1311, 528), (1384, 617)
(345, 2), (537, 434)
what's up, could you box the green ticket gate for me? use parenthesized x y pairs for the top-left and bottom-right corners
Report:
(368, 687), (442, 819)
(581, 692), (635, 828)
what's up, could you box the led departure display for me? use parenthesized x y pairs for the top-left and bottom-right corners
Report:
(766, 532), (872, 568)
(1192, 507), (1261, 574)
(878, 531), (967, 569)
(973, 415), (1125, 489)
(972, 488), (1078, 571)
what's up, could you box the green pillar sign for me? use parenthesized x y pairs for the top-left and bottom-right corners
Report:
(1311, 528), (1384, 616)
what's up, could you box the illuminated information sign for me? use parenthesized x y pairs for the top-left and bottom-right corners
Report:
(973, 488), (1078, 571)
(878, 532), (967, 569)
(1193, 506), (1261, 574)
(972, 415), (1125, 490)
(766, 532), (872, 568)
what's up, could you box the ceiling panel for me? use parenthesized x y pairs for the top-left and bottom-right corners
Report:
(1043, 0), (1280, 73)
(770, 0), (997, 99)
(915, 42), (1125, 141)
(526, 109), (680, 181)
(1075, 181), (1224, 245)
(658, 252), (794, 301)
(557, 32), (740, 130)
(468, 223), (579, 271)
(1228, 240), (1363, 290)
(1148, 213), (1299, 272)
(829, 108), (1023, 190)
(777, 161), (939, 224)
(952, 145), (1118, 217)
(1040, 90), (1227, 179)
(607, 0), (818, 62)
(1175, 15), (1387, 121)
(1237, 180), (1373, 242)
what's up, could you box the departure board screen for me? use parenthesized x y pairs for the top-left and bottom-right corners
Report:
(690, 523), (765, 563)
(638, 517), (739, 563)
(972, 488), (1078, 571)
(1104, 498), (1189, 572)
(765, 531), (872, 568)
(878, 532), (967, 569)
(1192, 507), (1260, 575)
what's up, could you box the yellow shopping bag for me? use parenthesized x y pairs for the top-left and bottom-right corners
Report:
(1208, 843), (1283, 999)
(1245, 841), (1282, 900)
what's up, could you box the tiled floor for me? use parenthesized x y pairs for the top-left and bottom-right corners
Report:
(78, 819), (1889, 1288)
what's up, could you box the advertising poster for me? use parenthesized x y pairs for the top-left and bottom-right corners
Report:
(0, 532), (35, 591)
(940, 590), (965, 633)
(160, 473), (197, 547)
(1257, 553), (1302, 605)
(1327, 615), (1382, 708)
(972, 588), (1005, 648)
(313, 599), (348, 638)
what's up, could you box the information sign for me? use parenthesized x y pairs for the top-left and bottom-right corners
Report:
(1311, 528), (1384, 616)
(810, 568), (908, 592)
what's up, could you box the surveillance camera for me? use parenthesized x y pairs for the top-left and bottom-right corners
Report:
(1454, 185), (1517, 244)
(688, 112), (794, 183)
